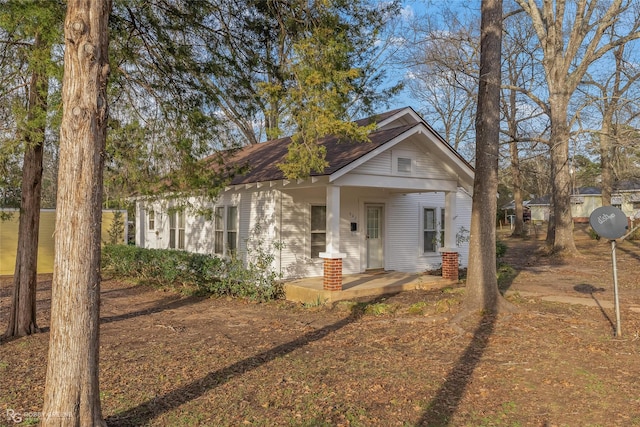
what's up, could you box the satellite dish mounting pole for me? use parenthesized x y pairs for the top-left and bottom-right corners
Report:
(611, 239), (622, 337)
(589, 205), (628, 337)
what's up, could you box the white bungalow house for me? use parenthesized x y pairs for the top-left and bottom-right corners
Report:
(134, 107), (474, 290)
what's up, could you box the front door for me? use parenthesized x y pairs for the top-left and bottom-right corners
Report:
(366, 204), (384, 269)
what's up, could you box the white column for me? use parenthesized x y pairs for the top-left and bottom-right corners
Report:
(443, 190), (457, 251)
(320, 185), (346, 259)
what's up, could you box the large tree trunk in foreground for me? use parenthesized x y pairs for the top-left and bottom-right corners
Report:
(510, 139), (525, 237)
(546, 98), (577, 255)
(461, 0), (511, 315)
(41, 1), (111, 426)
(5, 33), (49, 338)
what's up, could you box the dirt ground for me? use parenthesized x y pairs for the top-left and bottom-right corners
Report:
(1, 227), (640, 426)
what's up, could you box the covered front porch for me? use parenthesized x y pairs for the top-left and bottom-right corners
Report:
(284, 270), (458, 304)
(317, 184), (463, 291)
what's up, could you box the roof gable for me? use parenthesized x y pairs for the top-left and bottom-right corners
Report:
(219, 107), (473, 188)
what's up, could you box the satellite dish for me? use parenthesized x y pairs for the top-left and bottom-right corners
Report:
(589, 206), (628, 240)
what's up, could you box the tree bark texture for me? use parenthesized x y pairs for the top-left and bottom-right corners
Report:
(463, 0), (508, 313)
(547, 95), (577, 254)
(510, 139), (525, 237)
(41, 1), (111, 426)
(5, 33), (48, 338)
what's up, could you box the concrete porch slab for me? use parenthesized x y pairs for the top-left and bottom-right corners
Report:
(283, 271), (456, 305)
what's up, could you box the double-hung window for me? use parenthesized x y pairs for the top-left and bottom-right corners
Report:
(214, 207), (224, 254)
(214, 206), (238, 256)
(227, 206), (238, 254)
(169, 210), (185, 249)
(423, 208), (437, 253)
(148, 210), (155, 230)
(423, 207), (445, 253)
(310, 205), (326, 259)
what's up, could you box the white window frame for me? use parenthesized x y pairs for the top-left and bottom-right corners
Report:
(169, 209), (185, 250)
(310, 205), (326, 259)
(421, 206), (445, 254)
(392, 149), (414, 176)
(226, 206), (238, 255)
(214, 206), (225, 255)
(214, 205), (238, 257)
(148, 210), (155, 230)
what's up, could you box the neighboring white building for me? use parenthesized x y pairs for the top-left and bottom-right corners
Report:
(528, 182), (640, 224)
(135, 107), (474, 290)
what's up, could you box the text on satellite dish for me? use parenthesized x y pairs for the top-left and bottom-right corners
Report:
(598, 213), (616, 224)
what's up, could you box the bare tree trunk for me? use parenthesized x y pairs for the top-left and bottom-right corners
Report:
(41, 1), (111, 426)
(510, 139), (525, 237)
(547, 96), (577, 254)
(600, 117), (613, 206)
(460, 0), (511, 316)
(4, 33), (48, 338)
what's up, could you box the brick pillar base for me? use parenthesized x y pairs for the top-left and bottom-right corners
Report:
(441, 251), (459, 281)
(323, 258), (343, 291)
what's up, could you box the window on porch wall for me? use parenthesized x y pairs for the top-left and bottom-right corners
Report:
(148, 210), (155, 230)
(311, 205), (326, 259)
(423, 207), (445, 253)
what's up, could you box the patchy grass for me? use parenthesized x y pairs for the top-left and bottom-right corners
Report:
(2, 233), (640, 426)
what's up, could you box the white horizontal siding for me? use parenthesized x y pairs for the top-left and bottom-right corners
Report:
(351, 151), (391, 175)
(186, 212), (213, 254)
(279, 188), (325, 278)
(455, 190), (472, 268)
(245, 190), (278, 268)
(385, 189), (471, 273)
(386, 193), (443, 272)
(350, 139), (449, 180)
(136, 185), (471, 279)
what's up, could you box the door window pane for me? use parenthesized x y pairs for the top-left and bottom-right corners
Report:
(367, 207), (380, 239)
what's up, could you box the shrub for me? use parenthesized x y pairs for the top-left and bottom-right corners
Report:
(102, 225), (284, 302)
(496, 240), (507, 260)
(102, 245), (224, 290)
(587, 227), (600, 240)
(208, 224), (284, 301)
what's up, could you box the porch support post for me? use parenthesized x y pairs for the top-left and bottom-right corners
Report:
(320, 185), (346, 291)
(440, 190), (459, 281)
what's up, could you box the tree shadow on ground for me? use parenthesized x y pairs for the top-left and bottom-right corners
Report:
(105, 293), (397, 427)
(417, 239), (512, 427)
(417, 312), (497, 426)
(100, 294), (201, 325)
(617, 241), (640, 263)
